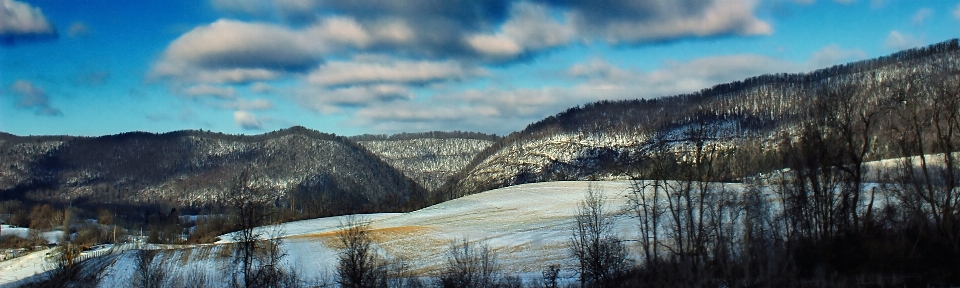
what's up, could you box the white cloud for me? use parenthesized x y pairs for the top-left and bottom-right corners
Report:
(9, 80), (62, 116)
(466, 2), (573, 59)
(911, 8), (932, 26)
(180, 84), (236, 99)
(565, 0), (772, 44)
(150, 17), (413, 85)
(160, 20), (318, 70)
(884, 30), (921, 50)
(467, 35), (523, 58)
(0, 0), (56, 43)
(234, 110), (264, 130)
(150, 20), (319, 84)
(953, 4), (960, 21)
(307, 56), (485, 87)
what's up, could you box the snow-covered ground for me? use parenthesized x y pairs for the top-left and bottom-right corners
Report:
(271, 181), (642, 277)
(0, 247), (57, 285)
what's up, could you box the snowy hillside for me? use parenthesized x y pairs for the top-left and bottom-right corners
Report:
(439, 40), (960, 200)
(254, 181), (642, 277)
(358, 138), (495, 191)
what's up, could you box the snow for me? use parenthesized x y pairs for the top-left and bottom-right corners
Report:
(232, 181), (641, 280)
(0, 248), (57, 285)
(0, 225), (64, 245)
(0, 225), (29, 239)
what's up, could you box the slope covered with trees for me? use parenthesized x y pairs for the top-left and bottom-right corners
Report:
(0, 126), (427, 216)
(436, 39), (960, 202)
(352, 131), (499, 192)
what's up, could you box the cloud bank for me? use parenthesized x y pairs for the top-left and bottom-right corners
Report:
(151, 0), (778, 132)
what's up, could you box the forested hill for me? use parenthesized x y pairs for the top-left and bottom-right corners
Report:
(0, 126), (427, 216)
(351, 132), (500, 192)
(435, 38), (960, 201)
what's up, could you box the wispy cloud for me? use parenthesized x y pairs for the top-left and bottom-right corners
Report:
(911, 8), (932, 26)
(307, 56), (485, 87)
(347, 44), (864, 134)
(179, 84), (236, 99)
(884, 30), (921, 50)
(75, 71), (110, 86)
(68, 21), (91, 38)
(220, 98), (274, 111)
(10, 80), (62, 116)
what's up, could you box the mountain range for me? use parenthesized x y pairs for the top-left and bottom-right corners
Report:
(2, 39), (958, 215)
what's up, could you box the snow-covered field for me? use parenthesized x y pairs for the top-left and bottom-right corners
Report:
(215, 181), (645, 282)
(269, 181), (642, 277)
(0, 181), (647, 287)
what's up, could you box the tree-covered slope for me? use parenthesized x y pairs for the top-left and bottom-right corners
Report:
(0, 126), (427, 215)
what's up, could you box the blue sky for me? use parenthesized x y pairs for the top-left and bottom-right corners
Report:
(1, 0), (958, 136)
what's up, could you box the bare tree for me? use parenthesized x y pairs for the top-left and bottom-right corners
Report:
(541, 265), (561, 288)
(891, 67), (960, 252)
(571, 184), (629, 287)
(228, 168), (294, 288)
(336, 217), (387, 288)
(437, 238), (502, 288)
(168, 266), (210, 288)
(130, 249), (167, 288)
(626, 130), (669, 269)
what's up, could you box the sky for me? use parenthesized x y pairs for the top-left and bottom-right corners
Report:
(1, 0), (958, 137)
